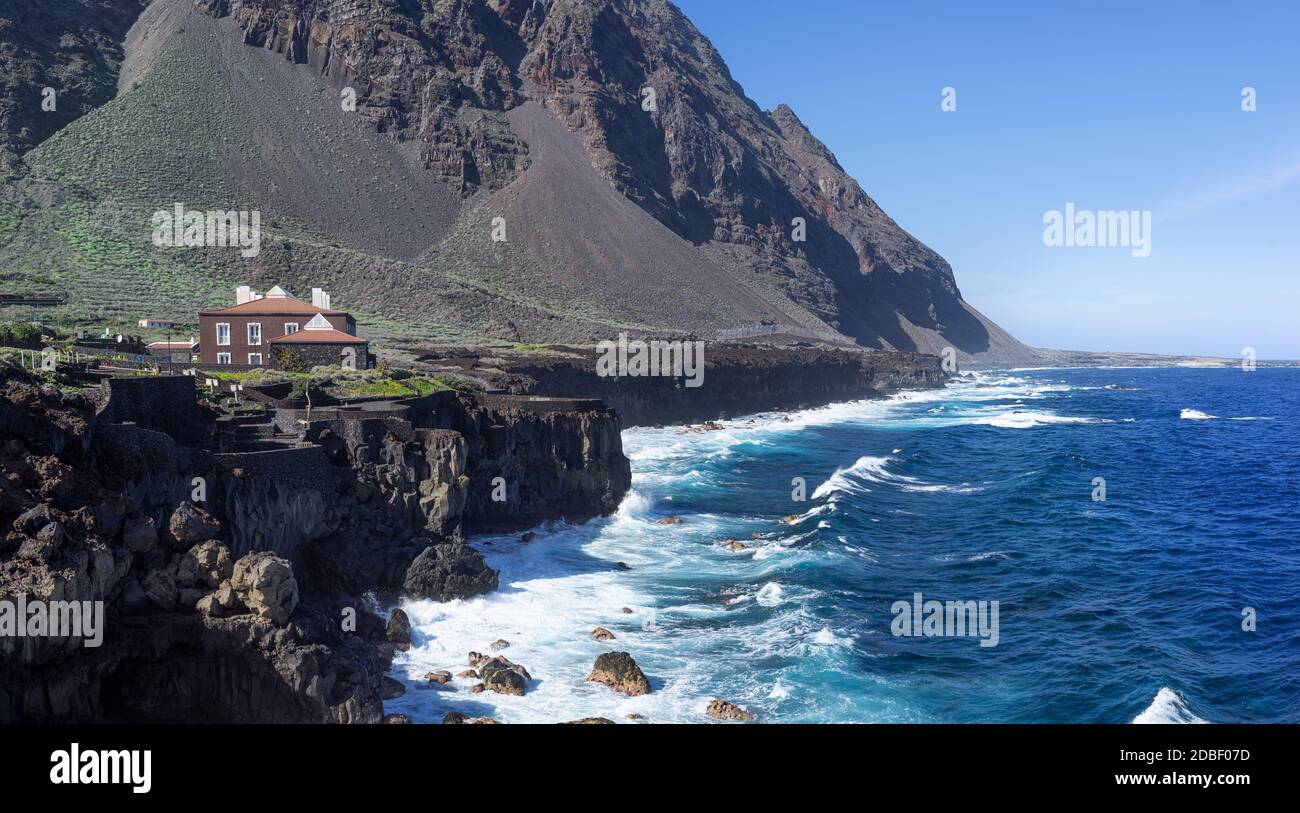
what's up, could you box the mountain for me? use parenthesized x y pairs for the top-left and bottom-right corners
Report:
(0, 0), (1036, 363)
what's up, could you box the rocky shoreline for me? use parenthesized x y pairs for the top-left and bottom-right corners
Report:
(1, 349), (946, 723)
(423, 344), (950, 427)
(0, 375), (628, 722)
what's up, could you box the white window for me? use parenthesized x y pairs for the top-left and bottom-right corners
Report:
(217, 353), (231, 365)
(216, 323), (231, 346)
(248, 353), (263, 366)
(247, 323), (262, 346)
(284, 322), (299, 335)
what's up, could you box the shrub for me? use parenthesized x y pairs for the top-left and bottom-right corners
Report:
(0, 321), (43, 346)
(277, 347), (307, 373)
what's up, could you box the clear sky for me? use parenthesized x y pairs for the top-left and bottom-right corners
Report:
(675, 0), (1300, 358)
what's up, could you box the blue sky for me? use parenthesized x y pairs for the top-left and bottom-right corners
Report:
(675, 0), (1300, 358)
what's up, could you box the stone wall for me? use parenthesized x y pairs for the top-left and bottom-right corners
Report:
(93, 375), (213, 445)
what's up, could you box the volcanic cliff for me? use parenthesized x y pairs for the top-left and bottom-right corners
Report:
(0, 374), (629, 721)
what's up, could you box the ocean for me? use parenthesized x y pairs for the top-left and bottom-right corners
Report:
(384, 367), (1300, 723)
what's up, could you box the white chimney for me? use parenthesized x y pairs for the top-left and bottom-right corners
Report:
(312, 288), (331, 309)
(236, 285), (251, 304)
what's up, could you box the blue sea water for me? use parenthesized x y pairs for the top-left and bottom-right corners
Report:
(388, 368), (1300, 723)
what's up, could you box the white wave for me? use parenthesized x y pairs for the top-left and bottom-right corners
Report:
(769, 680), (792, 699)
(810, 627), (853, 647)
(972, 410), (1105, 429)
(1132, 687), (1208, 724)
(756, 582), (785, 606)
(616, 488), (655, 518)
(1180, 409), (1272, 422)
(812, 454), (984, 497)
(811, 455), (892, 500)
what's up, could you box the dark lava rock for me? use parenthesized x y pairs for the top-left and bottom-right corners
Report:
(565, 717), (616, 724)
(386, 609), (412, 651)
(380, 676), (405, 701)
(168, 501), (221, 547)
(477, 656), (531, 696)
(402, 542), (498, 602)
(706, 698), (755, 722)
(586, 652), (651, 697)
(592, 626), (616, 641)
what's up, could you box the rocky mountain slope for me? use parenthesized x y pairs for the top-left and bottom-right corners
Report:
(0, 0), (1036, 364)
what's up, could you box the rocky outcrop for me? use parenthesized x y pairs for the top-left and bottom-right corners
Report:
(401, 542), (498, 603)
(477, 656), (531, 696)
(497, 345), (948, 426)
(586, 651), (651, 697)
(437, 395), (633, 533)
(386, 609), (412, 652)
(195, 0), (530, 195)
(227, 552), (299, 625)
(706, 698), (755, 722)
(0, 377), (630, 723)
(168, 502), (221, 547)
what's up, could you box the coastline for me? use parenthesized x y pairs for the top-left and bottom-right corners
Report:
(0, 350), (947, 723)
(390, 367), (1295, 724)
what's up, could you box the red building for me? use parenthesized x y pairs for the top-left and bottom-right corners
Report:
(197, 286), (363, 368)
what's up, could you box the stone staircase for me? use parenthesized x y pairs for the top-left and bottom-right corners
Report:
(217, 407), (304, 452)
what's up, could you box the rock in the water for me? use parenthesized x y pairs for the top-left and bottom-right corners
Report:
(380, 676), (405, 701)
(386, 609), (412, 651)
(477, 656), (531, 696)
(468, 651), (489, 668)
(168, 501), (221, 546)
(723, 540), (745, 552)
(520, 532), (536, 543)
(621, 607), (634, 615)
(383, 714), (412, 724)
(782, 515), (801, 524)
(402, 542), (498, 602)
(469, 683), (486, 694)
(586, 652), (651, 696)
(624, 713), (645, 721)
(706, 698), (755, 721)
(488, 638), (510, 651)
(614, 561), (630, 571)
(565, 717), (616, 724)
(655, 516), (681, 526)
(592, 626), (616, 641)
(457, 669), (478, 679)
(229, 552), (299, 626)
(425, 670), (452, 685)
(442, 712), (498, 724)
